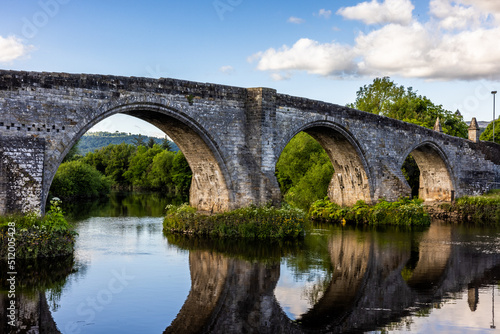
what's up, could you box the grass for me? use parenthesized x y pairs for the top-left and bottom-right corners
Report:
(439, 189), (500, 224)
(163, 203), (307, 239)
(309, 197), (431, 226)
(0, 198), (77, 259)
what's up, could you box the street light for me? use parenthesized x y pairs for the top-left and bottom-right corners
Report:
(492, 91), (497, 143)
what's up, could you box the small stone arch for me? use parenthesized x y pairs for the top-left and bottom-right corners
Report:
(278, 121), (374, 206)
(401, 141), (455, 202)
(45, 101), (234, 213)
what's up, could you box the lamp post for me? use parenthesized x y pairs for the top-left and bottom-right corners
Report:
(492, 91), (497, 143)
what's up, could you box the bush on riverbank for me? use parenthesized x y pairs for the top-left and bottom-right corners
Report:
(440, 190), (500, 223)
(163, 204), (307, 239)
(309, 197), (431, 226)
(50, 160), (112, 200)
(0, 199), (76, 259)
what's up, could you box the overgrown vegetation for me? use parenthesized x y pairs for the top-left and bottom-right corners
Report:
(479, 119), (500, 144)
(347, 77), (468, 139)
(309, 197), (431, 226)
(77, 131), (178, 154)
(50, 160), (112, 199)
(50, 141), (192, 201)
(0, 198), (76, 259)
(275, 77), (469, 211)
(276, 132), (334, 210)
(163, 204), (307, 239)
(440, 190), (500, 223)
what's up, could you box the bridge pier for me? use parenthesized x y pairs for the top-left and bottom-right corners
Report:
(0, 136), (45, 215)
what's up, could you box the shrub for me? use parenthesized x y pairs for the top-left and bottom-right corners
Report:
(451, 192), (500, 224)
(309, 197), (430, 226)
(50, 160), (111, 199)
(163, 204), (307, 239)
(0, 199), (76, 259)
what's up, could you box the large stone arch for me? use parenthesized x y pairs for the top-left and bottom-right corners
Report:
(279, 121), (374, 206)
(44, 101), (234, 213)
(401, 141), (455, 202)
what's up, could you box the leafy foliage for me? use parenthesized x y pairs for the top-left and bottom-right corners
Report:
(479, 119), (500, 144)
(50, 160), (112, 200)
(77, 131), (178, 154)
(348, 77), (469, 196)
(348, 77), (468, 138)
(276, 132), (334, 210)
(123, 144), (163, 188)
(309, 197), (431, 226)
(442, 190), (500, 223)
(164, 204), (307, 239)
(0, 199), (76, 259)
(52, 141), (193, 198)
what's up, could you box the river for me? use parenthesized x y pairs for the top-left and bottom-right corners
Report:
(2, 192), (500, 333)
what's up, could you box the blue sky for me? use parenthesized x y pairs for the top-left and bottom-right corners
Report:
(1, 0), (499, 137)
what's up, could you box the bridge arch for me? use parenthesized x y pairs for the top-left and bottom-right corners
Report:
(400, 141), (455, 202)
(279, 121), (374, 206)
(45, 101), (234, 212)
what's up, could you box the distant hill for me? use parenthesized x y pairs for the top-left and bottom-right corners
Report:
(77, 131), (179, 154)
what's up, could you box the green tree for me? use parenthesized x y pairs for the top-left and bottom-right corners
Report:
(50, 160), (111, 199)
(132, 134), (146, 147)
(62, 140), (81, 163)
(147, 137), (156, 148)
(82, 143), (135, 186)
(348, 77), (468, 138)
(276, 132), (334, 210)
(123, 145), (163, 188)
(162, 137), (173, 151)
(105, 143), (136, 186)
(171, 151), (192, 199)
(349, 77), (469, 197)
(480, 119), (500, 144)
(147, 150), (176, 190)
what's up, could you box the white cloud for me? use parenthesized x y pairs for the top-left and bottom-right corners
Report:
(250, 0), (500, 81)
(219, 65), (234, 74)
(337, 0), (414, 25)
(0, 36), (32, 63)
(429, 0), (486, 30)
(250, 38), (357, 79)
(355, 23), (435, 77)
(318, 9), (332, 19)
(288, 16), (305, 24)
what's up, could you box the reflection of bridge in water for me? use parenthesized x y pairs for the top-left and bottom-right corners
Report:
(3, 226), (500, 333)
(165, 225), (500, 333)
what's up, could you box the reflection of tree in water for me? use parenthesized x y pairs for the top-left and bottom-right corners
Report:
(165, 224), (500, 333)
(63, 191), (181, 220)
(301, 274), (331, 307)
(0, 255), (81, 333)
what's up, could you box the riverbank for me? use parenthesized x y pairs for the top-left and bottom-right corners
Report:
(426, 190), (500, 223)
(309, 198), (431, 226)
(0, 199), (76, 259)
(163, 204), (306, 239)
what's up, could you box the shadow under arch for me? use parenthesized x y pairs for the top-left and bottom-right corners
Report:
(280, 121), (374, 206)
(45, 101), (234, 212)
(401, 141), (455, 202)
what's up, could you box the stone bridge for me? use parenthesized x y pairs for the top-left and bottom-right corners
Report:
(0, 70), (499, 214)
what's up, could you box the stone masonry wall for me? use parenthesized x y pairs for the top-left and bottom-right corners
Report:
(0, 70), (499, 214)
(0, 136), (45, 215)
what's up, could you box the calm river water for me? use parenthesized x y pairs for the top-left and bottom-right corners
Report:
(2, 192), (500, 333)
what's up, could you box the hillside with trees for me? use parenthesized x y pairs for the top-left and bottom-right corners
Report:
(50, 142), (191, 202)
(78, 131), (179, 154)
